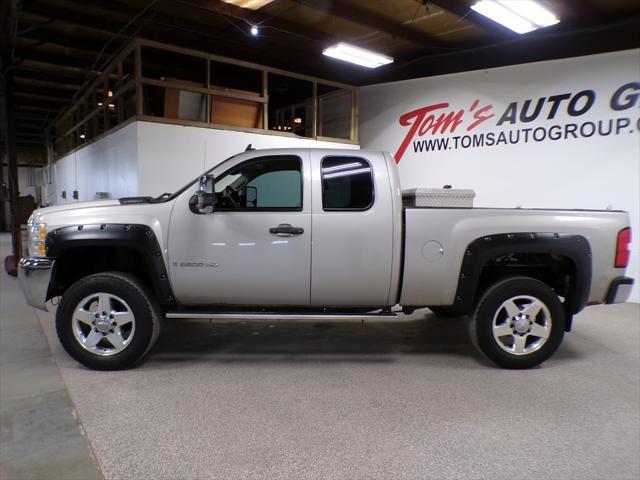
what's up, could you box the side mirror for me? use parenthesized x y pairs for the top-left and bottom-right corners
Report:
(189, 174), (216, 214)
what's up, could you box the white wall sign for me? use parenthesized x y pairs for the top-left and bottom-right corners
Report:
(359, 49), (640, 301)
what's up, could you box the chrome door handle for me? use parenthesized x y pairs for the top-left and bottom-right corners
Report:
(269, 223), (304, 236)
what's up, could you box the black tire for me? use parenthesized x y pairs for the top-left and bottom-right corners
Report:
(467, 276), (565, 369)
(56, 272), (162, 370)
(428, 306), (466, 318)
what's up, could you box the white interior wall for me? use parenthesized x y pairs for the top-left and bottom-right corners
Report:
(1, 165), (41, 199)
(53, 155), (76, 204)
(359, 49), (640, 302)
(53, 121), (358, 202)
(17, 167), (43, 204)
(136, 121), (358, 196)
(54, 122), (139, 203)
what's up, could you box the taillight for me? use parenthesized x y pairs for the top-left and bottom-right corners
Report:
(615, 227), (631, 268)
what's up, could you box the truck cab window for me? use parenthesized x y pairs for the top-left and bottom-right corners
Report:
(214, 155), (302, 210)
(321, 156), (373, 210)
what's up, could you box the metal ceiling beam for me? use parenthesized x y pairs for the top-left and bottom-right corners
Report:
(35, 0), (332, 49)
(16, 131), (46, 137)
(556, 0), (599, 23)
(176, 0), (336, 45)
(17, 17), (56, 35)
(16, 37), (111, 63)
(12, 68), (83, 85)
(14, 85), (74, 100)
(291, 0), (450, 48)
(14, 92), (71, 105)
(12, 59), (89, 77)
(0, 0), (17, 67)
(15, 104), (59, 112)
(368, 14), (640, 84)
(14, 47), (95, 71)
(22, 1), (132, 39)
(14, 75), (80, 91)
(17, 24), (119, 55)
(16, 121), (46, 129)
(16, 112), (53, 120)
(26, 0), (339, 79)
(158, 0), (374, 80)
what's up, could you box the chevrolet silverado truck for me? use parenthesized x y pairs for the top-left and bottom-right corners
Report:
(19, 148), (634, 370)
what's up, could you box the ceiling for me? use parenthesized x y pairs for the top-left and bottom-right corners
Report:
(2, 0), (639, 162)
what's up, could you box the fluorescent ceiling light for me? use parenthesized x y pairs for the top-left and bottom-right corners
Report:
(221, 0), (275, 10)
(471, 0), (559, 34)
(322, 43), (393, 69)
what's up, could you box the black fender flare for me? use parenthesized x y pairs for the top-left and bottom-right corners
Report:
(452, 232), (592, 317)
(46, 223), (175, 305)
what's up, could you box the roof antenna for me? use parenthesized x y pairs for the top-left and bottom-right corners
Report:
(245, 144), (255, 151)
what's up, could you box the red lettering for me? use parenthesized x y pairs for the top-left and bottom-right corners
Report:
(394, 100), (495, 162)
(394, 103), (449, 163)
(418, 111), (464, 136)
(467, 103), (495, 131)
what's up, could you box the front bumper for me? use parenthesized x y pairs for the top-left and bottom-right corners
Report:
(605, 276), (634, 304)
(18, 257), (54, 311)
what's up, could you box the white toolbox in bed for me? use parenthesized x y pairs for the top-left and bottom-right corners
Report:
(402, 187), (475, 208)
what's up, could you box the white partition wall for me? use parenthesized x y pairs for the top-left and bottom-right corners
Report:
(53, 120), (358, 201)
(359, 49), (640, 301)
(53, 154), (77, 204)
(136, 122), (358, 196)
(54, 122), (139, 203)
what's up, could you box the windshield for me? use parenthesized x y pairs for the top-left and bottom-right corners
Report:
(159, 154), (239, 202)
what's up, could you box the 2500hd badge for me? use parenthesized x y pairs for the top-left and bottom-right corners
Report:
(173, 262), (220, 268)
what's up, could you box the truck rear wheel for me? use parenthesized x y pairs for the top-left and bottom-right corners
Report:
(56, 272), (161, 370)
(467, 276), (565, 369)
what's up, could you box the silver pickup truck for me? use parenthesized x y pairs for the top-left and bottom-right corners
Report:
(19, 148), (634, 370)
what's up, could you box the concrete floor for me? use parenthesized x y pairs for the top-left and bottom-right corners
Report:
(2, 234), (640, 480)
(0, 236), (102, 480)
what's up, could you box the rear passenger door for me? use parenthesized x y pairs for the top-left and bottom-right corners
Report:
(310, 152), (395, 306)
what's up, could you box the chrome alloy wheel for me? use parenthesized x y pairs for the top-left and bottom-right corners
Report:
(492, 295), (552, 356)
(72, 292), (136, 356)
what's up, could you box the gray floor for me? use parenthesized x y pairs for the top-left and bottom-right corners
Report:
(2, 234), (640, 480)
(0, 236), (103, 480)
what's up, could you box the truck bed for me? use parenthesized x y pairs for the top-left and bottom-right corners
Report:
(399, 206), (629, 307)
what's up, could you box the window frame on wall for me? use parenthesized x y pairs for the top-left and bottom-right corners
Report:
(214, 155), (304, 212)
(316, 85), (355, 142)
(320, 156), (375, 212)
(52, 38), (358, 159)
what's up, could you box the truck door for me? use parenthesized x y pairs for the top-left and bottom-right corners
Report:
(310, 152), (395, 306)
(168, 153), (312, 306)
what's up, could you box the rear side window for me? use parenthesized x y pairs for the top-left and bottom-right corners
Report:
(321, 156), (374, 210)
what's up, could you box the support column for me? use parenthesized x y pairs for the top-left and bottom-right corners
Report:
(5, 73), (21, 273)
(0, 79), (6, 231)
(1, 0), (22, 273)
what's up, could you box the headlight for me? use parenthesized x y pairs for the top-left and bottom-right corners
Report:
(27, 217), (48, 257)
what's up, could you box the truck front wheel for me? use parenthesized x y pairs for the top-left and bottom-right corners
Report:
(56, 272), (161, 370)
(467, 276), (565, 369)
